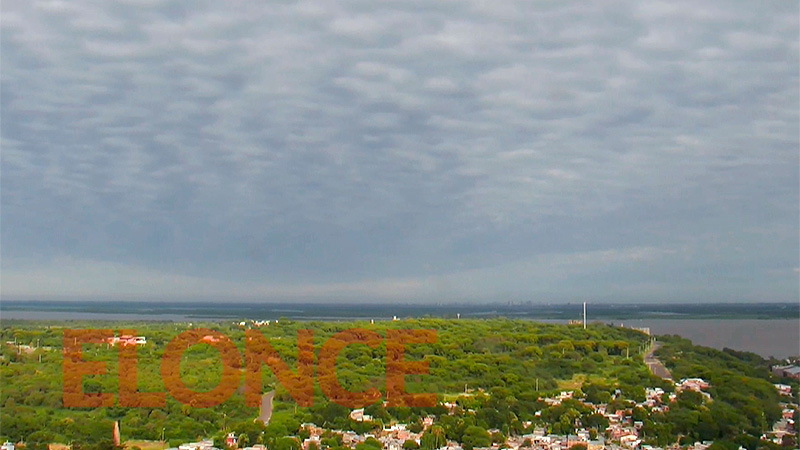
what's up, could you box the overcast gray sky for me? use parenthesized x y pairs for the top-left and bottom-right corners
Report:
(1, 0), (798, 303)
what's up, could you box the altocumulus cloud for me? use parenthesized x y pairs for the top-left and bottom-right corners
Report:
(1, 0), (797, 302)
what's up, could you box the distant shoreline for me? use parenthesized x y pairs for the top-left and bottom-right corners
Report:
(1, 299), (797, 322)
(1, 302), (797, 359)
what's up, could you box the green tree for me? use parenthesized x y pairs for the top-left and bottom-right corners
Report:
(364, 438), (382, 448)
(421, 425), (447, 450)
(460, 426), (491, 450)
(274, 437), (301, 450)
(403, 440), (420, 450)
(26, 431), (55, 450)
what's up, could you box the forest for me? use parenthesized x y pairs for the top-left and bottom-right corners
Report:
(1, 318), (796, 449)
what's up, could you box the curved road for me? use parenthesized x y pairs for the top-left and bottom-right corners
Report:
(259, 390), (275, 424)
(644, 341), (672, 380)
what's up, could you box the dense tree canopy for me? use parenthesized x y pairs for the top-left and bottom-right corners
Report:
(1, 319), (793, 448)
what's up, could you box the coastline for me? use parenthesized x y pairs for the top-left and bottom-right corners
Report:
(2, 308), (797, 359)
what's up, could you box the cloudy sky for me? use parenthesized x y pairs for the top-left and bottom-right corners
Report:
(1, 0), (798, 303)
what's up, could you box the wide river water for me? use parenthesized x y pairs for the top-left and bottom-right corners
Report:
(621, 318), (799, 359)
(1, 310), (797, 359)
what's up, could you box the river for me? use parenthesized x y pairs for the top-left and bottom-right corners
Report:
(621, 318), (799, 359)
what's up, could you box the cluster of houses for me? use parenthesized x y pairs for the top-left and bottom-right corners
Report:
(165, 437), (270, 450)
(530, 382), (712, 450)
(167, 439), (219, 450)
(774, 383), (793, 397)
(771, 365), (800, 380)
(673, 378), (711, 401)
(106, 335), (147, 346)
(674, 378), (708, 392)
(238, 320), (273, 327)
(767, 383), (797, 446)
(311, 380), (718, 450)
(160, 375), (797, 450)
(291, 381), (710, 450)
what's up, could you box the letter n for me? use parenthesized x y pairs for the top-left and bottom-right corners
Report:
(245, 329), (314, 407)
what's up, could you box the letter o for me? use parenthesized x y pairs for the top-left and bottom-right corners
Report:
(161, 328), (241, 407)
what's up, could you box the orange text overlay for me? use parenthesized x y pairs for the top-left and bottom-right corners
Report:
(63, 328), (437, 409)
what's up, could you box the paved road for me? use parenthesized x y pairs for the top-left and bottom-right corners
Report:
(644, 341), (672, 380)
(259, 390), (275, 424)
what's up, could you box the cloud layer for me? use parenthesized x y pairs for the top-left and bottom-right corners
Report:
(2, 0), (798, 302)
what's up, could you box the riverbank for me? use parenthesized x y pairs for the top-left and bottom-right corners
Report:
(624, 318), (799, 359)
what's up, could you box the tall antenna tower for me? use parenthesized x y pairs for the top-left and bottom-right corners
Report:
(583, 302), (587, 329)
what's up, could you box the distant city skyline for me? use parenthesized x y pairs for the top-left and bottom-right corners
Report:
(1, 1), (798, 303)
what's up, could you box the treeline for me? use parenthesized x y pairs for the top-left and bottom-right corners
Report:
(0, 319), (649, 443)
(650, 335), (798, 448)
(1, 319), (793, 449)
